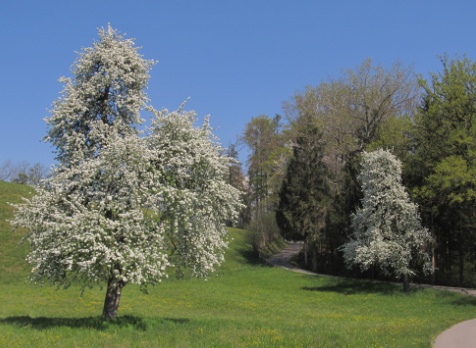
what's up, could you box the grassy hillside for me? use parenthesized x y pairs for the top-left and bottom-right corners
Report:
(0, 181), (33, 283)
(1, 181), (475, 347)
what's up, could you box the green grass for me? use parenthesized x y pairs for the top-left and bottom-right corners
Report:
(1, 181), (475, 347)
(0, 181), (33, 283)
(259, 237), (288, 260)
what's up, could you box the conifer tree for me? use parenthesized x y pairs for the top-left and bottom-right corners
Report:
(276, 115), (329, 271)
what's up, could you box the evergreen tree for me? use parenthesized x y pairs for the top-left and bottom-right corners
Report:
(341, 149), (432, 291)
(276, 115), (329, 271)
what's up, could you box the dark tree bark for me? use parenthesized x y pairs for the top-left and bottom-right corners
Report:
(102, 275), (125, 319)
(403, 274), (410, 293)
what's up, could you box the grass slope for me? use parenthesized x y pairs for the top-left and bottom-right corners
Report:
(1, 181), (475, 347)
(0, 181), (33, 283)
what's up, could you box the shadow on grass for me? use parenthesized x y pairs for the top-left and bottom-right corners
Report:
(302, 278), (401, 295)
(412, 285), (476, 305)
(237, 248), (261, 264)
(450, 296), (476, 306)
(236, 247), (273, 268)
(0, 315), (190, 331)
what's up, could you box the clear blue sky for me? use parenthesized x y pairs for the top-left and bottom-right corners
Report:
(1, 1), (476, 169)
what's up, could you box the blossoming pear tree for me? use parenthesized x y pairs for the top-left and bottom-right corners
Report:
(11, 26), (242, 319)
(45, 24), (154, 165)
(340, 149), (433, 292)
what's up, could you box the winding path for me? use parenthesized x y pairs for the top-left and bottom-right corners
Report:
(266, 241), (304, 269)
(266, 241), (476, 348)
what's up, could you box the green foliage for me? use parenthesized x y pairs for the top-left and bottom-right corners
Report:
(241, 114), (289, 210)
(366, 115), (414, 167)
(427, 156), (476, 204)
(410, 56), (476, 286)
(246, 211), (282, 258)
(276, 115), (330, 270)
(240, 114), (290, 257)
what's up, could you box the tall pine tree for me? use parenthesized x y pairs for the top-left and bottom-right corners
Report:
(277, 115), (330, 271)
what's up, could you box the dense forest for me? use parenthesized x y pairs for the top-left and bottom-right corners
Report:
(234, 57), (476, 288)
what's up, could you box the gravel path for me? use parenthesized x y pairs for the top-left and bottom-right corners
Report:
(433, 319), (476, 348)
(266, 241), (303, 268)
(266, 241), (317, 276)
(266, 241), (476, 348)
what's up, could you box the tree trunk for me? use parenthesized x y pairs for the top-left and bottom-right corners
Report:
(458, 214), (465, 286)
(304, 240), (308, 267)
(102, 276), (125, 319)
(430, 216), (436, 285)
(403, 274), (410, 293)
(431, 237), (436, 285)
(311, 247), (318, 272)
(459, 244), (464, 286)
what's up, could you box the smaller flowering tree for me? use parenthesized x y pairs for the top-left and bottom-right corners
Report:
(12, 107), (242, 319)
(340, 149), (433, 292)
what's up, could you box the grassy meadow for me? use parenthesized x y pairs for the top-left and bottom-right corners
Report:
(1, 181), (475, 347)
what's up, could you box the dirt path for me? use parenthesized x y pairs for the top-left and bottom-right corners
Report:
(266, 241), (303, 268)
(267, 241), (476, 348)
(266, 241), (324, 276)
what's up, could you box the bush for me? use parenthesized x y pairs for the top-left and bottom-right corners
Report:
(246, 211), (283, 259)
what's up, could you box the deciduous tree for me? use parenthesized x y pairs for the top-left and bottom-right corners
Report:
(45, 25), (154, 166)
(12, 27), (242, 319)
(410, 56), (476, 285)
(241, 114), (287, 211)
(341, 149), (432, 292)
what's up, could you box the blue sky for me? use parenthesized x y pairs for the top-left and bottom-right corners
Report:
(1, 1), (476, 169)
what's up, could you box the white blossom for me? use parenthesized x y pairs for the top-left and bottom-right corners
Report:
(11, 26), (242, 303)
(341, 149), (433, 280)
(45, 25), (155, 165)
(12, 108), (242, 291)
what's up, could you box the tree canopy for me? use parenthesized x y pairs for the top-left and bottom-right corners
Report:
(45, 25), (154, 166)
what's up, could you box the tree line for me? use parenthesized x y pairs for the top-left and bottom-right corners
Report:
(237, 57), (476, 288)
(0, 160), (49, 185)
